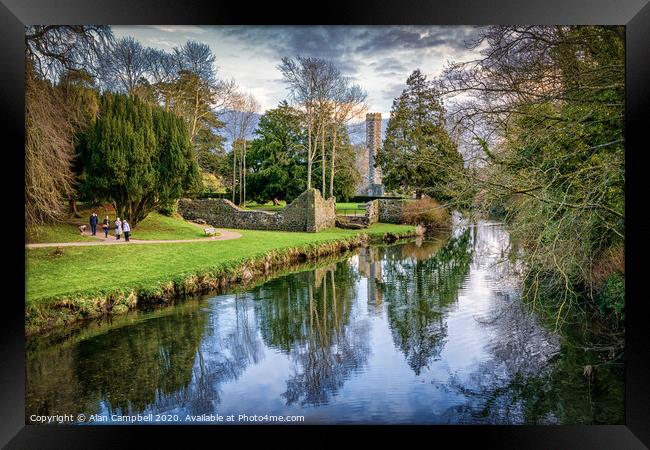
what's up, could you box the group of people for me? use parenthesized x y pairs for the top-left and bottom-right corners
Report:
(89, 212), (131, 241)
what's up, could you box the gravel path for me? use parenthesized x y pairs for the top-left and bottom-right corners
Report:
(25, 229), (242, 249)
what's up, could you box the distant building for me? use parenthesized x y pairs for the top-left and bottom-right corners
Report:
(366, 113), (384, 196)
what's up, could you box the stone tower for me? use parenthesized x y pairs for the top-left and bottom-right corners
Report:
(366, 112), (384, 196)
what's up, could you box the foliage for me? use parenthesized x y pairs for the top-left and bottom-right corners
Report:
(440, 26), (625, 325)
(25, 67), (83, 227)
(596, 272), (625, 321)
(78, 93), (200, 226)
(245, 102), (306, 203)
(377, 69), (465, 203)
(200, 171), (227, 194)
(400, 197), (450, 228)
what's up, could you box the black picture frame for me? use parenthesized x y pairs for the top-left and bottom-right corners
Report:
(2, 1), (648, 447)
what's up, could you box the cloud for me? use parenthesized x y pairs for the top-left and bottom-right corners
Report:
(151, 25), (206, 34)
(112, 25), (487, 114)
(147, 37), (176, 48)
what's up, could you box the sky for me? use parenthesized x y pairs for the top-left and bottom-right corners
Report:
(112, 25), (487, 117)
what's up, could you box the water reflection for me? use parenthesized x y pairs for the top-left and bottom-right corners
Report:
(380, 232), (473, 375)
(26, 222), (623, 424)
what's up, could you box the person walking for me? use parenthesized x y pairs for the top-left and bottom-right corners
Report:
(114, 217), (122, 240)
(89, 212), (98, 236)
(122, 219), (131, 242)
(102, 216), (110, 239)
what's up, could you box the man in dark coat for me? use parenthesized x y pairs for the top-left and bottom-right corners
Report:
(89, 212), (98, 236)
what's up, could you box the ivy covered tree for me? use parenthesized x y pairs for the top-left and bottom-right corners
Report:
(377, 69), (464, 202)
(78, 93), (200, 225)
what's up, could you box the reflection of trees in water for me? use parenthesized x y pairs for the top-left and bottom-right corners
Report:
(26, 297), (265, 417)
(380, 230), (474, 375)
(24, 302), (210, 417)
(153, 297), (264, 415)
(442, 289), (624, 424)
(253, 263), (370, 406)
(79, 306), (210, 415)
(26, 344), (101, 420)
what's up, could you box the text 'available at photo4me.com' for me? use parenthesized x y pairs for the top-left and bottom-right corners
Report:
(29, 413), (306, 424)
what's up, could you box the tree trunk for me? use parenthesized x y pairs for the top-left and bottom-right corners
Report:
(329, 128), (338, 199)
(232, 145), (237, 203)
(68, 195), (81, 218)
(321, 121), (326, 197)
(307, 122), (312, 190)
(243, 141), (247, 206)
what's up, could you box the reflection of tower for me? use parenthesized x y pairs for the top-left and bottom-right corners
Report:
(359, 247), (383, 310)
(366, 113), (384, 196)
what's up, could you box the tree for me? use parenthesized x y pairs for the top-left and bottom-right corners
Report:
(377, 69), (464, 202)
(78, 93), (200, 226)
(328, 80), (367, 198)
(223, 92), (260, 205)
(439, 26), (625, 325)
(25, 26), (112, 228)
(25, 67), (80, 227)
(97, 37), (150, 94)
(246, 101), (307, 203)
(25, 25), (113, 80)
(278, 57), (337, 193)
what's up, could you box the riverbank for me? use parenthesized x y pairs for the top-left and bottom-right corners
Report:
(25, 223), (417, 336)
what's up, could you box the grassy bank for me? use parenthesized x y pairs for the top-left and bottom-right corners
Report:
(26, 223), (416, 335)
(26, 206), (211, 243)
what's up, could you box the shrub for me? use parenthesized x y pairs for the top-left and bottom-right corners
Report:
(158, 199), (178, 217)
(596, 272), (625, 321)
(401, 197), (450, 228)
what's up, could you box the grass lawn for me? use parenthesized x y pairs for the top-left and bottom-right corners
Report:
(26, 223), (415, 304)
(132, 212), (212, 240)
(336, 202), (367, 214)
(26, 223), (98, 244)
(26, 206), (215, 243)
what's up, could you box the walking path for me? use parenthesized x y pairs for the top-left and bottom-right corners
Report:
(25, 229), (242, 249)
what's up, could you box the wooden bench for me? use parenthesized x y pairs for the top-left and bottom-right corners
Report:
(204, 227), (217, 236)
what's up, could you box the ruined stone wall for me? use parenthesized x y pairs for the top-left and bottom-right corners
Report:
(378, 199), (408, 224)
(308, 191), (337, 232)
(178, 189), (336, 232)
(365, 200), (380, 225)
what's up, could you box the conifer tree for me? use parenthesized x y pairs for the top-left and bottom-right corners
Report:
(377, 69), (464, 202)
(78, 93), (200, 225)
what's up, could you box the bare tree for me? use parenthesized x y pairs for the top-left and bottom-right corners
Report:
(25, 26), (112, 228)
(25, 25), (113, 81)
(279, 57), (337, 192)
(328, 81), (367, 198)
(224, 92), (260, 205)
(98, 36), (150, 93)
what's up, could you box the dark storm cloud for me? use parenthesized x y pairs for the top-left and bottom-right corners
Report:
(355, 26), (480, 53)
(370, 57), (408, 74)
(382, 81), (408, 102)
(215, 26), (481, 78)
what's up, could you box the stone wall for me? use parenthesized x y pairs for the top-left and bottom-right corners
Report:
(377, 199), (408, 224)
(365, 200), (380, 225)
(178, 189), (336, 233)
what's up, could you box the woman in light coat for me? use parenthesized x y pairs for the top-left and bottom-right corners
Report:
(114, 217), (122, 240)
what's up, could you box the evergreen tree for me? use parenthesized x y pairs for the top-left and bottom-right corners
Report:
(78, 93), (200, 226)
(377, 69), (464, 202)
(246, 101), (307, 203)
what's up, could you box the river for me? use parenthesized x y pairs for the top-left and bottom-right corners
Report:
(26, 221), (623, 424)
